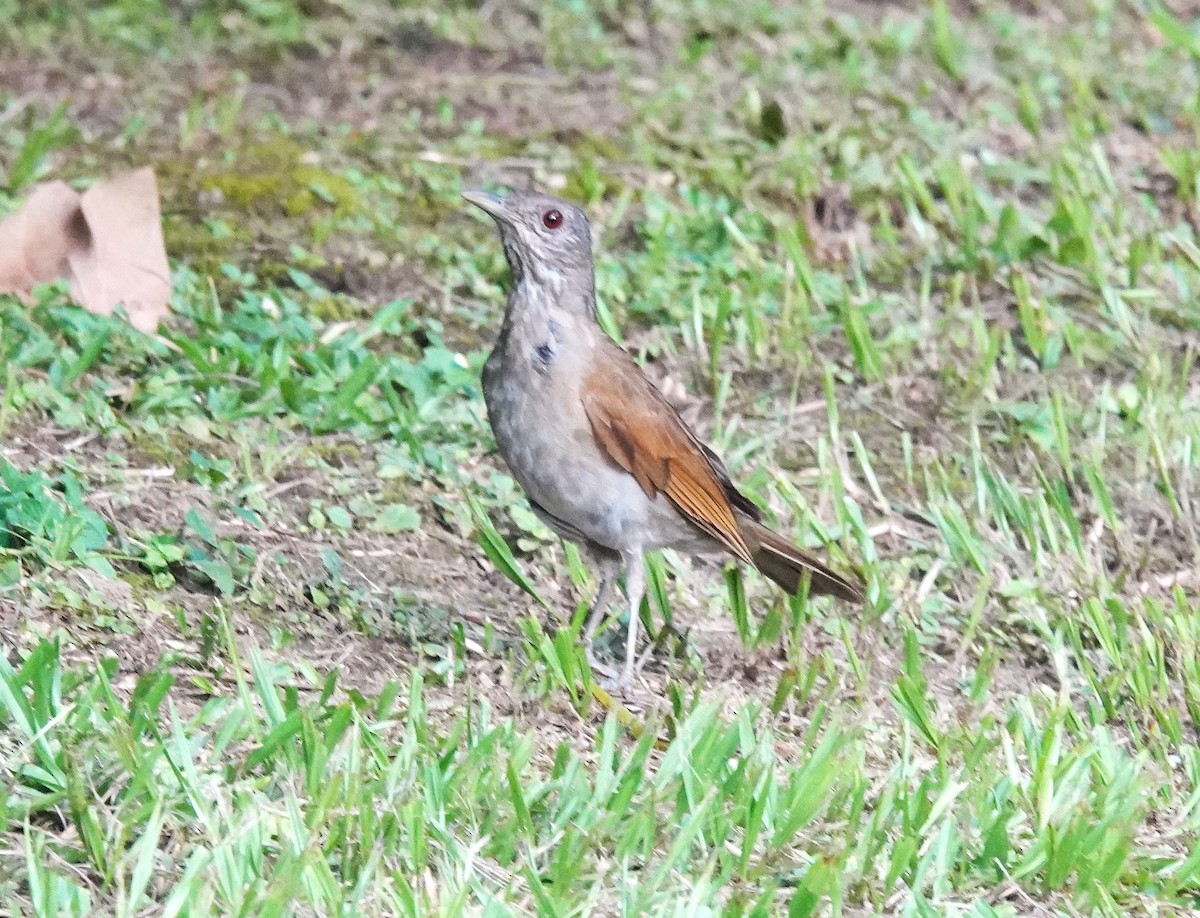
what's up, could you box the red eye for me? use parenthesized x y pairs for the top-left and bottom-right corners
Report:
(542, 208), (563, 229)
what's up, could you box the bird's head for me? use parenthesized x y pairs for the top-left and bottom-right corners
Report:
(462, 189), (594, 288)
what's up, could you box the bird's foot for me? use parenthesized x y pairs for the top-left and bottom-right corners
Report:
(584, 627), (683, 696)
(584, 643), (636, 696)
(584, 644), (619, 682)
(600, 669), (634, 697)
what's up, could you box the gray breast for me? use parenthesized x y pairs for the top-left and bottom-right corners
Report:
(482, 328), (704, 555)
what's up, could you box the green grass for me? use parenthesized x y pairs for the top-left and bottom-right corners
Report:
(2, 0), (1200, 914)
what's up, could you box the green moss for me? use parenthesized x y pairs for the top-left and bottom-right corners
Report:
(203, 171), (286, 210)
(124, 426), (195, 469)
(305, 440), (365, 468)
(308, 296), (371, 322)
(559, 161), (626, 206)
(116, 570), (163, 597)
(196, 138), (361, 219)
(391, 170), (454, 229)
(161, 212), (254, 278)
(155, 132), (373, 286)
(567, 130), (627, 162)
(376, 478), (419, 507)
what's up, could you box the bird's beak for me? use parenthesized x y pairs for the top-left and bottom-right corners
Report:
(461, 189), (509, 220)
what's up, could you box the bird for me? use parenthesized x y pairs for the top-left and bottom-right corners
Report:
(463, 189), (864, 690)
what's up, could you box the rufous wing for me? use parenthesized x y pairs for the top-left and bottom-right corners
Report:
(580, 339), (864, 603)
(581, 344), (754, 564)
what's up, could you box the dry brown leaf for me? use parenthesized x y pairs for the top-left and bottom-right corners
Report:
(69, 167), (171, 333)
(0, 180), (87, 296)
(0, 166), (171, 332)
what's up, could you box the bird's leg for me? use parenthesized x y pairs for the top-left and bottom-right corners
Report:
(583, 554), (619, 644)
(618, 550), (646, 691)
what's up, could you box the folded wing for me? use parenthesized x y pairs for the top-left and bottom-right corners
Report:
(581, 339), (864, 602)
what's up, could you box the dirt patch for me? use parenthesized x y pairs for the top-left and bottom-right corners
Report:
(0, 18), (610, 137)
(0, 51), (153, 138)
(830, 0), (1056, 22)
(0, 414), (538, 629)
(252, 25), (628, 140)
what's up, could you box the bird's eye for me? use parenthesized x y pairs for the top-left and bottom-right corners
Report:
(542, 209), (563, 229)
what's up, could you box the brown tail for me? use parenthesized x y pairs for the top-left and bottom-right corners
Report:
(739, 516), (864, 603)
